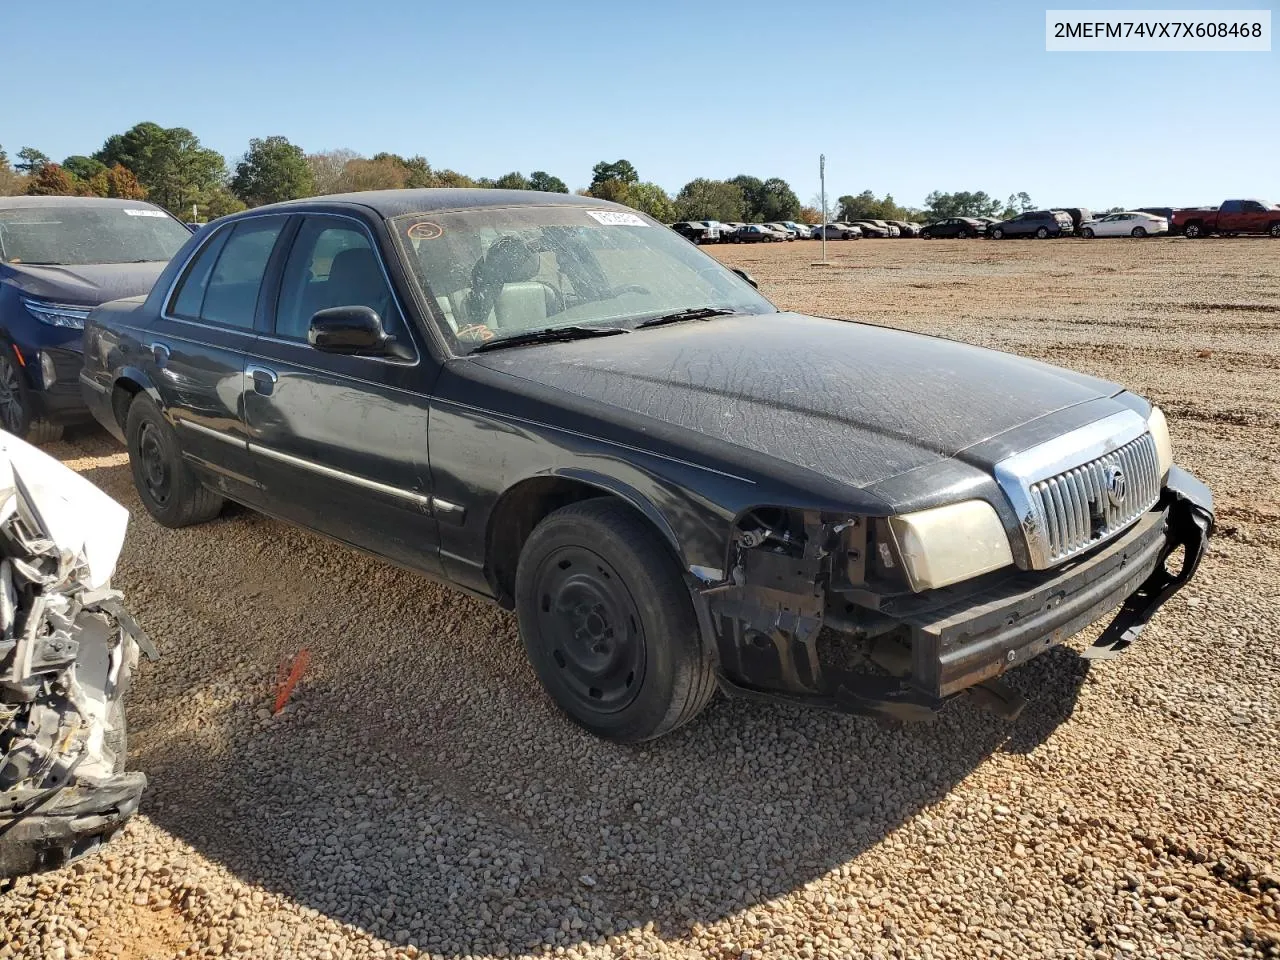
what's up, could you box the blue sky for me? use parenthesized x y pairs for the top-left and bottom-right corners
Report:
(5, 1), (1275, 210)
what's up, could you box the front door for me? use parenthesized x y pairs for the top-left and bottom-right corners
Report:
(146, 215), (288, 505)
(242, 214), (443, 576)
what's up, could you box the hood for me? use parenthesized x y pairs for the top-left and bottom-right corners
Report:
(471, 313), (1123, 489)
(1, 261), (168, 307)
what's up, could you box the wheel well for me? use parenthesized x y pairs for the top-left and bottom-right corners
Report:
(110, 378), (143, 432)
(485, 477), (667, 609)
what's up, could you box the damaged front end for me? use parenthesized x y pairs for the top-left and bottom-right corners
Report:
(0, 433), (154, 880)
(701, 469), (1214, 723)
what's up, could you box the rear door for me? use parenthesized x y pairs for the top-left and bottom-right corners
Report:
(242, 213), (444, 575)
(146, 215), (288, 505)
(1240, 200), (1269, 233)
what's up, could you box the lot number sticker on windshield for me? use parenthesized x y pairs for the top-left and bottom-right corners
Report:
(123, 209), (167, 217)
(406, 221), (443, 240)
(586, 210), (648, 227)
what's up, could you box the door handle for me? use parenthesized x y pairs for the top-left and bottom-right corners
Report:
(148, 342), (170, 367)
(247, 365), (278, 396)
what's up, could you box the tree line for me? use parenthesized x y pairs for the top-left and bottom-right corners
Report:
(0, 124), (1036, 225)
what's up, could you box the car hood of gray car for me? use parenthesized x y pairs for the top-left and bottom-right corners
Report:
(471, 312), (1124, 489)
(1, 261), (168, 306)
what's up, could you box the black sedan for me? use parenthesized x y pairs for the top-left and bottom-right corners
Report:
(921, 217), (987, 239)
(82, 189), (1213, 742)
(0, 196), (191, 442)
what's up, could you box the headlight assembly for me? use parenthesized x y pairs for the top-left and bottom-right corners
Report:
(888, 500), (1013, 592)
(21, 298), (91, 330)
(1147, 405), (1173, 480)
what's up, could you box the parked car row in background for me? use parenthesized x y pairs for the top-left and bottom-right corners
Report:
(671, 199), (1279, 247)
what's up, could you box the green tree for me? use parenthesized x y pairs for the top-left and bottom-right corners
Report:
(231, 136), (313, 206)
(368, 152), (434, 188)
(528, 170), (568, 193)
(432, 169), (477, 188)
(493, 171), (531, 190)
(194, 184), (247, 221)
(96, 122), (227, 213)
(0, 145), (8, 171)
(923, 190), (1004, 221)
(675, 178), (745, 222)
(590, 159), (639, 187)
(757, 177), (801, 222)
(625, 182), (676, 222)
(729, 175), (765, 220)
(588, 179), (630, 204)
(25, 163), (76, 196)
(337, 156), (409, 192)
(15, 148), (50, 175)
(63, 155), (107, 182)
(835, 190), (911, 222)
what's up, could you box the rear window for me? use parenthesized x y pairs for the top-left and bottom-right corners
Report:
(0, 204), (191, 265)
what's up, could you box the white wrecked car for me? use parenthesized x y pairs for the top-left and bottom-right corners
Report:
(0, 432), (152, 878)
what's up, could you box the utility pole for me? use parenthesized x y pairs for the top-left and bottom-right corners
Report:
(812, 154), (831, 266)
(820, 154), (827, 263)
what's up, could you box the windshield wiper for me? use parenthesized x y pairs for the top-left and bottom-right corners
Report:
(634, 307), (736, 329)
(471, 325), (628, 353)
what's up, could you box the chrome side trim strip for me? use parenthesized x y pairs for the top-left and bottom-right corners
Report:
(177, 419), (248, 449)
(248, 442), (432, 510)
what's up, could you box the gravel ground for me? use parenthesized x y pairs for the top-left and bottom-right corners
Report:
(3, 236), (1278, 960)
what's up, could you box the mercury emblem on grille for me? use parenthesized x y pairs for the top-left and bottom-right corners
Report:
(1105, 465), (1127, 507)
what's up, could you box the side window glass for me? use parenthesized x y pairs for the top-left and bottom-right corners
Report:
(275, 218), (398, 342)
(201, 219), (285, 329)
(169, 227), (230, 321)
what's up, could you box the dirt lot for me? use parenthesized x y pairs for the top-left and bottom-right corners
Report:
(3, 237), (1278, 959)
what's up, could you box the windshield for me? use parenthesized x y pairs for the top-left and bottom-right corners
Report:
(392, 205), (776, 353)
(0, 205), (191, 265)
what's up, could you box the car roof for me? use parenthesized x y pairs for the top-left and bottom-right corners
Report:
(0, 195), (166, 211)
(266, 188), (622, 218)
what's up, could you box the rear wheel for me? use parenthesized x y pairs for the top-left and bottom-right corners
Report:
(1131, 226), (1147, 238)
(515, 499), (716, 742)
(1183, 222), (1203, 238)
(125, 394), (224, 527)
(1082, 227), (1095, 239)
(1036, 226), (1049, 239)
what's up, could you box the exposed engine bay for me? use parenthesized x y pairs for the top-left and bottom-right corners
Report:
(0, 433), (153, 879)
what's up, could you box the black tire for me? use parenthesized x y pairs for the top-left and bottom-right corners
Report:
(1184, 222), (1203, 238)
(1081, 227), (1095, 239)
(1036, 226), (1050, 239)
(515, 498), (716, 742)
(1131, 226), (1147, 238)
(991, 227), (1004, 239)
(125, 394), (224, 527)
(1269, 222), (1280, 238)
(0, 350), (63, 444)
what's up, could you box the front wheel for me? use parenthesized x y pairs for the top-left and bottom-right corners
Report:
(1269, 222), (1280, 238)
(1131, 226), (1147, 238)
(991, 227), (1004, 239)
(515, 499), (716, 742)
(125, 394), (225, 527)
(1082, 227), (1095, 239)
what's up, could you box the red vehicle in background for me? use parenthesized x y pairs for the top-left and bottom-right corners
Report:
(1173, 199), (1280, 238)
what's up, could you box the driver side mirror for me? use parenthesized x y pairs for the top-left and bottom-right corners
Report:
(308, 306), (411, 360)
(732, 268), (759, 289)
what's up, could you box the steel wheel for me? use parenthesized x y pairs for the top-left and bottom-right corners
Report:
(532, 544), (646, 716)
(136, 420), (173, 508)
(0, 353), (28, 436)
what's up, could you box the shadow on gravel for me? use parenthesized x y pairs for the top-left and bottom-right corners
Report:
(74, 453), (1090, 957)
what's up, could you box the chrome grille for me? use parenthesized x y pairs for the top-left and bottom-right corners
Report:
(1026, 432), (1161, 565)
